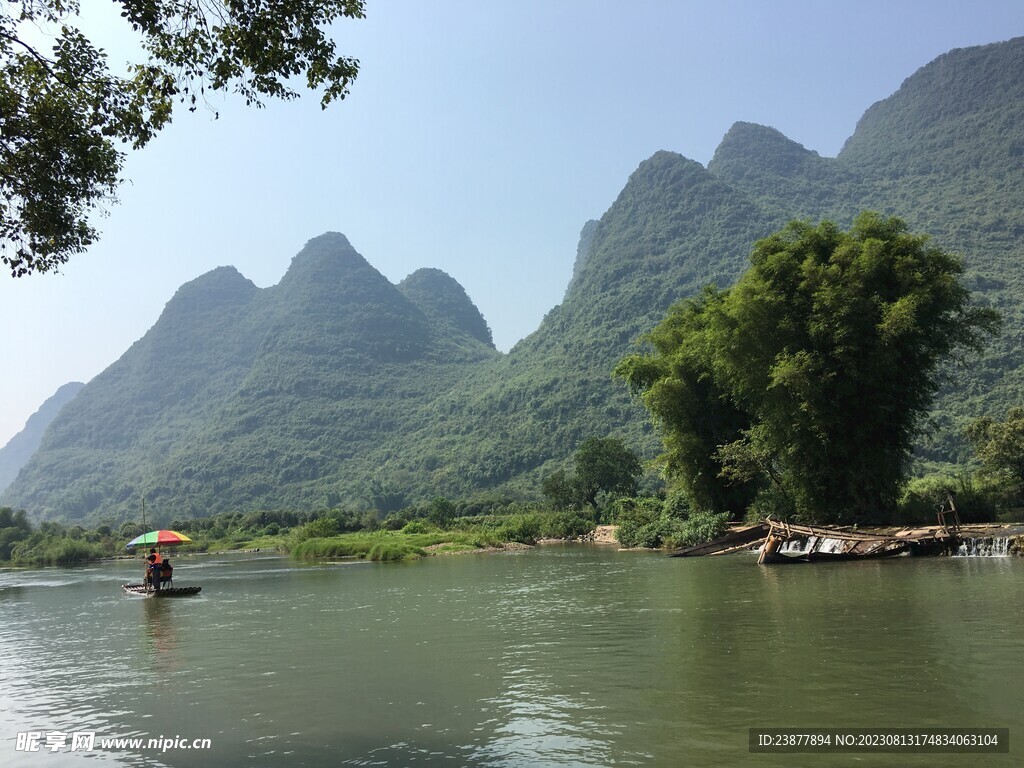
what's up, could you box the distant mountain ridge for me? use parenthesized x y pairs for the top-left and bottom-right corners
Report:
(5, 36), (1024, 522)
(0, 382), (84, 494)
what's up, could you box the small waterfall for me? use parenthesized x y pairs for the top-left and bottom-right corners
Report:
(779, 537), (811, 555)
(815, 537), (849, 555)
(778, 536), (849, 556)
(955, 537), (1011, 557)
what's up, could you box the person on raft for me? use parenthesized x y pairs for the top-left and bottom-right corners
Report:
(146, 548), (163, 592)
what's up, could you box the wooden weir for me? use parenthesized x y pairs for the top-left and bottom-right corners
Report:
(754, 520), (959, 564)
(669, 519), (961, 564)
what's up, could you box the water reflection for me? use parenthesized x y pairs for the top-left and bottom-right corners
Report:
(460, 548), (651, 766)
(143, 598), (180, 661)
(472, 645), (613, 766)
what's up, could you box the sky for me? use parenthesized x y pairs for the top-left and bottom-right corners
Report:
(2, 0), (1024, 448)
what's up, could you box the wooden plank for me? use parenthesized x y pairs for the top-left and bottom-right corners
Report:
(669, 523), (770, 557)
(709, 538), (768, 556)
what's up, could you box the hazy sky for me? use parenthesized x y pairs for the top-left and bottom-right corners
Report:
(2, 1), (1023, 448)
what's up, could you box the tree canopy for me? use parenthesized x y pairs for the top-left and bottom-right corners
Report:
(542, 436), (642, 510)
(617, 213), (999, 525)
(1, 0), (365, 276)
(966, 406), (1024, 506)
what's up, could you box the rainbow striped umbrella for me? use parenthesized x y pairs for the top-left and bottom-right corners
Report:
(125, 530), (193, 549)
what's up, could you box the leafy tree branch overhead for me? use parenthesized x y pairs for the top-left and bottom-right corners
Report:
(0, 0), (365, 277)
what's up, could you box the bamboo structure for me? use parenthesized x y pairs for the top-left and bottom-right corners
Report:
(122, 584), (202, 597)
(754, 519), (958, 564)
(669, 519), (964, 563)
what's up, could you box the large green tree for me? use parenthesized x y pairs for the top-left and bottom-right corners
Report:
(618, 213), (999, 524)
(542, 436), (642, 509)
(966, 406), (1024, 505)
(1, 0), (364, 276)
(613, 286), (758, 518)
(574, 436), (642, 507)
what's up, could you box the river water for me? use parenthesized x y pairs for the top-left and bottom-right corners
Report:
(1, 545), (1021, 767)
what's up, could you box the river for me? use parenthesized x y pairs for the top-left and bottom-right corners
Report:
(1, 545), (1021, 766)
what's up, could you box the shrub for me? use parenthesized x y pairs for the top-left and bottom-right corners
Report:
(615, 519), (647, 547)
(291, 533), (431, 562)
(0, 527), (27, 561)
(293, 517), (340, 542)
(51, 539), (103, 565)
(896, 474), (997, 525)
(427, 497), (456, 528)
(651, 517), (690, 549)
(496, 514), (543, 544)
(746, 486), (797, 523)
(680, 511), (730, 547)
(9, 538), (105, 566)
(366, 540), (424, 562)
(400, 520), (432, 534)
(381, 515), (408, 531)
(612, 496), (663, 526)
(662, 490), (691, 520)
(538, 511), (594, 539)
(613, 497), (664, 547)
(291, 536), (374, 559)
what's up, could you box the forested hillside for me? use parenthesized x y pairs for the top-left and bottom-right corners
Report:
(5, 37), (1023, 523)
(4, 234), (499, 519)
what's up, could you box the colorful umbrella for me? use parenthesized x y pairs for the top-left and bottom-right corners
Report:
(125, 530), (193, 549)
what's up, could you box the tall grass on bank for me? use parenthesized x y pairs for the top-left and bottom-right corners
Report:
(291, 535), (423, 561)
(452, 510), (595, 545)
(289, 530), (503, 562)
(9, 539), (108, 567)
(0, 505), (598, 567)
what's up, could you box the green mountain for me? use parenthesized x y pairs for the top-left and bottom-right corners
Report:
(420, 151), (775, 497)
(4, 234), (498, 520)
(5, 37), (1024, 522)
(0, 382), (84, 494)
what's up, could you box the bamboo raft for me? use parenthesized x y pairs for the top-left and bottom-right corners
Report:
(122, 584), (202, 597)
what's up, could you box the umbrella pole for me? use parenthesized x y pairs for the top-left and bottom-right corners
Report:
(141, 496), (150, 592)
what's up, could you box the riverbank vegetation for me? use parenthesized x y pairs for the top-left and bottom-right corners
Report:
(5, 401), (1024, 568)
(0, 500), (598, 566)
(0, 508), (122, 566)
